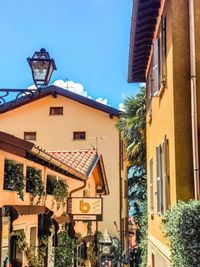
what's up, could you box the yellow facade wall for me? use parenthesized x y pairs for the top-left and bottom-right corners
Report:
(147, 0), (196, 248)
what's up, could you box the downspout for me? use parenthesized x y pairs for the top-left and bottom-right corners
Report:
(189, 0), (200, 200)
(69, 181), (87, 198)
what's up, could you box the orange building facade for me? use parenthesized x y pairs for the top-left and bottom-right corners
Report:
(0, 131), (107, 266)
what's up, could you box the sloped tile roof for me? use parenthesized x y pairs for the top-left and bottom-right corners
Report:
(48, 149), (98, 177)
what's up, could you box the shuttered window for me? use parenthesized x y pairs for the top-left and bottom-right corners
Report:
(152, 16), (167, 95)
(160, 16), (167, 83)
(153, 39), (159, 95)
(149, 158), (154, 214)
(148, 69), (153, 116)
(163, 136), (170, 212)
(156, 145), (163, 214)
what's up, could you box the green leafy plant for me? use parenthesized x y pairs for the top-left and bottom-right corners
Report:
(87, 221), (93, 236)
(54, 228), (75, 267)
(26, 167), (45, 204)
(87, 242), (98, 267)
(111, 237), (122, 265)
(10, 230), (48, 267)
(47, 175), (68, 210)
(164, 200), (200, 267)
(53, 179), (68, 210)
(4, 159), (25, 200)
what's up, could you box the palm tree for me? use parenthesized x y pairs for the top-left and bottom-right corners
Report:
(116, 86), (147, 266)
(116, 86), (146, 168)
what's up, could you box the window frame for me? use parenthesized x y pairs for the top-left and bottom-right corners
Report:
(73, 131), (86, 140)
(162, 136), (170, 212)
(49, 107), (64, 115)
(156, 144), (163, 215)
(46, 174), (57, 195)
(24, 132), (36, 141)
(152, 16), (167, 95)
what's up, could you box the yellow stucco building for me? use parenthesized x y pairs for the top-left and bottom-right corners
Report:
(128, 0), (200, 266)
(0, 85), (128, 251)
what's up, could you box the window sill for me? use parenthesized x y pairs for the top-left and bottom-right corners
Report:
(49, 114), (64, 116)
(72, 139), (86, 141)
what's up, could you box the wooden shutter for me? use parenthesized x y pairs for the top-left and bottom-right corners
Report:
(160, 16), (167, 81)
(156, 145), (163, 214)
(148, 70), (153, 116)
(153, 39), (159, 94)
(149, 158), (154, 213)
(163, 137), (170, 211)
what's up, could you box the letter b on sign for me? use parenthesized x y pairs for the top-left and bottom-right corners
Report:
(80, 200), (91, 214)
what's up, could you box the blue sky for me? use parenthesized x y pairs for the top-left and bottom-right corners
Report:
(0, 0), (140, 109)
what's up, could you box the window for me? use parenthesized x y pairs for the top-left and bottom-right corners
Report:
(24, 132), (36, 141)
(73, 131), (86, 140)
(148, 68), (153, 117)
(26, 166), (42, 193)
(163, 136), (170, 212)
(152, 16), (167, 95)
(156, 137), (170, 215)
(46, 175), (57, 195)
(4, 160), (24, 191)
(149, 158), (154, 214)
(50, 107), (63, 115)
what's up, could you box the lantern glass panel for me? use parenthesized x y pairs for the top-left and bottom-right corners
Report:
(46, 63), (54, 85)
(31, 60), (49, 81)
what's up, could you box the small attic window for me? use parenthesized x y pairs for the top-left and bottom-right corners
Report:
(73, 131), (86, 140)
(24, 132), (36, 141)
(50, 107), (63, 115)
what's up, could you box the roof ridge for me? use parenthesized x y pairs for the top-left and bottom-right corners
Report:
(0, 85), (121, 116)
(48, 149), (96, 153)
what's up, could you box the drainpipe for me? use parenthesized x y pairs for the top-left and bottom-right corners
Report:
(189, 0), (200, 200)
(69, 181), (87, 198)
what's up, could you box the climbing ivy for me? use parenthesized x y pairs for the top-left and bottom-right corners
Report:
(54, 228), (75, 267)
(10, 230), (48, 267)
(4, 159), (25, 200)
(26, 167), (45, 204)
(47, 175), (68, 210)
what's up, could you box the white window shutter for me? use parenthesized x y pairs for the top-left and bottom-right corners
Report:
(153, 39), (159, 94)
(161, 16), (167, 81)
(163, 137), (169, 211)
(149, 158), (154, 213)
(156, 145), (163, 214)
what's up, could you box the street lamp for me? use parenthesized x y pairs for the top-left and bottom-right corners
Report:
(99, 229), (113, 267)
(27, 48), (57, 89)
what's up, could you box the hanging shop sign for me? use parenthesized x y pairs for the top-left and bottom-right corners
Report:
(67, 197), (103, 221)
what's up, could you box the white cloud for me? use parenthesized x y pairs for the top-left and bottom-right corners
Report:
(95, 97), (109, 105)
(53, 80), (88, 97)
(118, 103), (125, 112)
(27, 79), (113, 107)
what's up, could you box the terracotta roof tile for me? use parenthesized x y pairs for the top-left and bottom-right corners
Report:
(48, 149), (98, 176)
